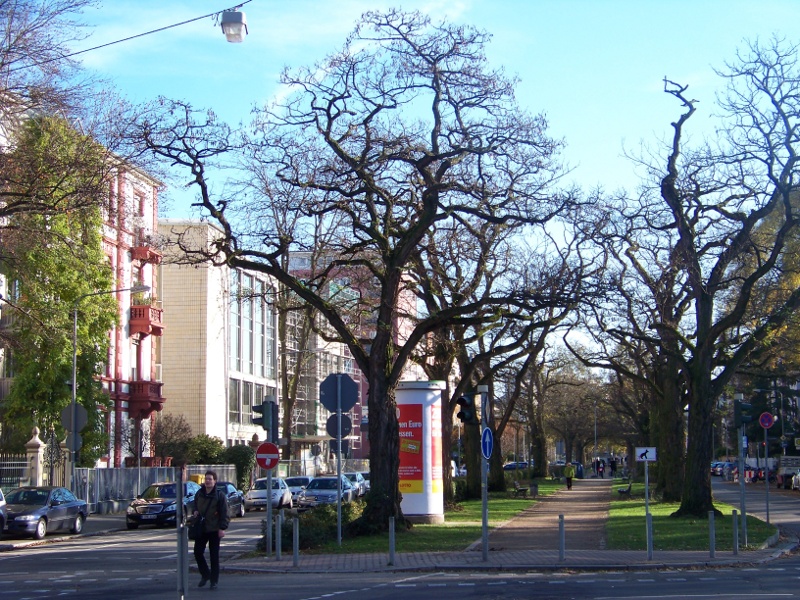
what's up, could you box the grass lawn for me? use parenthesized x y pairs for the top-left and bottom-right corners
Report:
(606, 482), (777, 551)
(261, 477), (776, 556)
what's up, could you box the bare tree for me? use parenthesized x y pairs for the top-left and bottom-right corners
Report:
(132, 10), (570, 528)
(574, 38), (800, 516)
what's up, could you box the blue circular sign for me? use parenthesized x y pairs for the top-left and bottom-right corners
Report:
(481, 427), (493, 460)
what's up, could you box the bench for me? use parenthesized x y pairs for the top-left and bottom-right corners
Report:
(617, 482), (632, 496)
(512, 481), (529, 498)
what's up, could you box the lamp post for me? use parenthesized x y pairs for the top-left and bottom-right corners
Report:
(593, 400), (598, 474)
(71, 284), (149, 490)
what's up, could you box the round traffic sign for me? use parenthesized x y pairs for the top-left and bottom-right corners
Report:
(256, 442), (280, 470)
(326, 414), (352, 438)
(759, 412), (775, 429)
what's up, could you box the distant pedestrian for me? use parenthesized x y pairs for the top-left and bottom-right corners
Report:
(191, 470), (229, 590)
(598, 460), (605, 478)
(609, 458), (617, 478)
(564, 462), (576, 490)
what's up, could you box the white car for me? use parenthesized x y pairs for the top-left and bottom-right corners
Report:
(244, 477), (292, 511)
(284, 476), (313, 503)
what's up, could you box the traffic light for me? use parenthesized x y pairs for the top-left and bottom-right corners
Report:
(456, 395), (479, 425)
(734, 399), (753, 428)
(252, 402), (267, 430)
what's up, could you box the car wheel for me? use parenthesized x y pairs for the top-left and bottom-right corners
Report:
(126, 522), (139, 530)
(238, 503), (245, 518)
(33, 518), (47, 540)
(71, 514), (84, 534)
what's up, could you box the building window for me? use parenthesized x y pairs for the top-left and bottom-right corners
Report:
(230, 272), (240, 372)
(228, 378), (240, 423)
(242, 380), (253, 423)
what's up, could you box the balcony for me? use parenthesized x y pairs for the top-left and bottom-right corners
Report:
(131, 245), (162, 265)
(130, 305), (164, 337)
(128, 380), (165, 419)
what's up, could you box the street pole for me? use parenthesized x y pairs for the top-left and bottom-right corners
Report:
(478, 384), (488, 562)
(593, 400), (597, 475)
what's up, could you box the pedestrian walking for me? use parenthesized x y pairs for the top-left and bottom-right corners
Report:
(598, 459), (605, 478)
(609, 457), (617, 478)
(564, 462), (576, 490)
(191, 470), (229, 590)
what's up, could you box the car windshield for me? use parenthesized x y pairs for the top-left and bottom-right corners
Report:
(345, 474), (358, 482)
(307, 479), (338, 490)
(253, 480), (284, 490)
(7, 489), (49, 505)
(142, 484), (176, 499)
(285, 478), (308, 487)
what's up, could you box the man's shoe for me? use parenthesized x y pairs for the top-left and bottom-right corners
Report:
(198, 577), (209, 588)
(210, 583), (218, 590)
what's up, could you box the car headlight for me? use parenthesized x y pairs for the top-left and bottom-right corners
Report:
(164, 503), (176, 512)
(127, 506), (136, 515)
(16, 514), (39, 521)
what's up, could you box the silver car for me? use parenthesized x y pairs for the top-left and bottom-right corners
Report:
(297, 476), (354, 510)
(344, 472), (366, 497)
(244, 477), (292, 511)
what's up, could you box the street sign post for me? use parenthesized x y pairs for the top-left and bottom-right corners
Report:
(256, 442), (280, 470)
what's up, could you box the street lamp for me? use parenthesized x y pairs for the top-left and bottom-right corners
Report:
(70, 284), (150, 490)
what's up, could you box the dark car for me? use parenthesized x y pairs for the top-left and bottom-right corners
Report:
(503, 461), (533, 471)
(126, 481), (200, 529)
(218, 481), (246, 518)
(297, 475), (354, 510)
(4, 486), (88, 540)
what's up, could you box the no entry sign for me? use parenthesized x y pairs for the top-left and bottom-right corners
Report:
(256, 442), (280, 470)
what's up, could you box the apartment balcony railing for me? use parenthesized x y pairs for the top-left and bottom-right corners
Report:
(130, 305), (164, 337)
(130, 244), (162, 265)
(128, 380), (165, 419)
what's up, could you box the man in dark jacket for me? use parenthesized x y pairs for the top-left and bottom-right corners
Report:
(191, 470), (229, 590)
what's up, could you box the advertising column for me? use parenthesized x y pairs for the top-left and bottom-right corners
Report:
(397, 380), (444, 524)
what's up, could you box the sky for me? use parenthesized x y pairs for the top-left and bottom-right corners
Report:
(74, 0), (800, 218)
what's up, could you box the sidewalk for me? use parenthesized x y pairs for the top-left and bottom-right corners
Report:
(226, 477), (796, 573)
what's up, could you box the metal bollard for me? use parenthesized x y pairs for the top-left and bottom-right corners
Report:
(708, 511), (715, 558)
(388, 517), (395, 566)
(276, 509), (283, 560)
(293, 516), (299, 567)
(558, 514), (565, 561)
(733, 510), (739, 555)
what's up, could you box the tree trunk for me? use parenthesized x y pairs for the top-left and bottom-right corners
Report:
(653, 362), (685, 501)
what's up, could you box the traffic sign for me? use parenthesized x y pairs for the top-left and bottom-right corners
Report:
(61, 403), (88, 433)
(635, 446), (657, 462)
(481, 427), (493, 460)
(326, 414), (353, 438)
(319, 373), (359, 412)
(759, 412), (776, 429)
(255, 442), (280, 470)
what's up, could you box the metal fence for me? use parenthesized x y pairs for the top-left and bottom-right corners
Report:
(0, 453), (26, 490)
(75, 466), (177, 514)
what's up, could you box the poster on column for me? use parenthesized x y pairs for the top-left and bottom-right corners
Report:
(398, 403), (423, 493)
(430, 403), (443, 494)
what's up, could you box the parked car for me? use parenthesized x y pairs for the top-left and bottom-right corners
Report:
(792, 469), (800, 490)
(344, 472), (367, 497)
(0, 487), (6, 539)
(360, 471), (370, 492)
(126, 481), (200, 530)
(5, 486), (88, 540)
(297, 475), (354, 510)
(284, 476), (313, 503)
(244, 477), (292, 511)
(217, 481), (246, 518)
(503, 461), (532, 471)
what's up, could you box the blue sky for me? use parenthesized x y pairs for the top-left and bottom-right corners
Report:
(76, 1), (800, 217)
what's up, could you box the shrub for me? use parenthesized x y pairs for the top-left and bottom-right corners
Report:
(221, 444), (256, 492)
